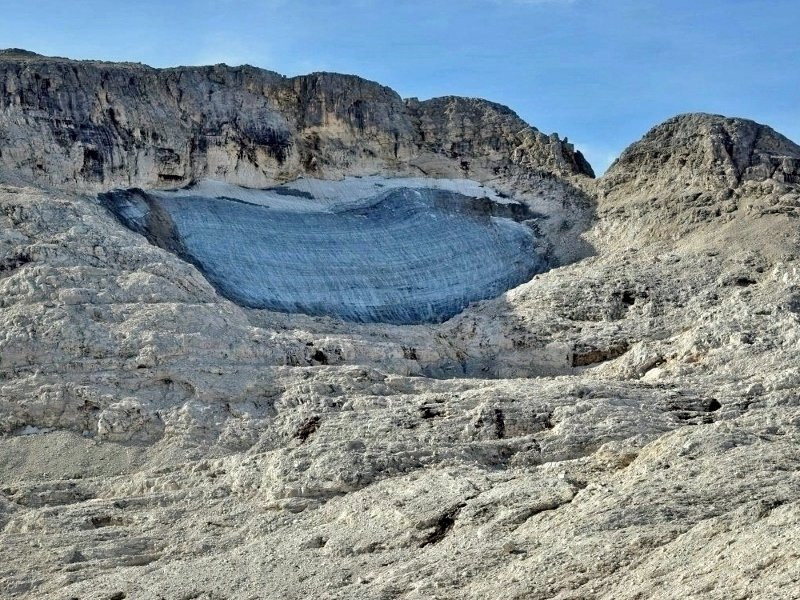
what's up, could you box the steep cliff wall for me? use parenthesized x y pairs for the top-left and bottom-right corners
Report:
(0, 50), (593, 191)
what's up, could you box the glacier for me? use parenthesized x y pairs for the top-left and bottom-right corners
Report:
(99, 178), (549, 324)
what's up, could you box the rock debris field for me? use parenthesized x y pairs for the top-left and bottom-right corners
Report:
(0, 50), (799, 599)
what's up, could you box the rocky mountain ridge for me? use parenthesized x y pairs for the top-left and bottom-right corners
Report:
(604, 112), (800, 191)
(0, 50), (592, 192)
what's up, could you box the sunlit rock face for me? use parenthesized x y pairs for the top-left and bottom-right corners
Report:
(100, 178), (548, 324)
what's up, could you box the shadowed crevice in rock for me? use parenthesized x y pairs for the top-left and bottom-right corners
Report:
(418, 503), (466, 547)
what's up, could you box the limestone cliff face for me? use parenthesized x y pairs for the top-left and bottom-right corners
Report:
(601, 113), (800, 194)
(595, 113), (800, 242)
(0, 50), (592, 191)
(407, 96), (594, 178)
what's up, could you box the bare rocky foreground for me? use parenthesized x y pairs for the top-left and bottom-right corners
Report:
(0, 50), (799, 599)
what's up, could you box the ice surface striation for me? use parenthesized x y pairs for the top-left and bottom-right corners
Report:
(100, 179), (547, 324)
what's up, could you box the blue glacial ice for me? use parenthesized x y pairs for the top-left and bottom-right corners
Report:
(99, 178), (549, 324)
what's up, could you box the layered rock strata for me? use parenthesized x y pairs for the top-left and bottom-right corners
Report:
(0, 50), (592, 191)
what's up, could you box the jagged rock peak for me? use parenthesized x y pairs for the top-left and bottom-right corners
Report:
(407, 95), (595, 178)
(0, 49), (592, 191)
(602, 112), (800, 193)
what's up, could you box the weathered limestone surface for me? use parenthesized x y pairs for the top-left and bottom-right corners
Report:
(0, 50), (591, 191)
(0, 51), (799, 599)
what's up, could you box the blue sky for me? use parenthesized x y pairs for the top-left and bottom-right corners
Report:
(1, 0), (797, 174)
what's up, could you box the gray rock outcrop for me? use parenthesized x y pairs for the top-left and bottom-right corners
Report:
(0, 51), (592, 191)
(603, 112), (800, 192)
